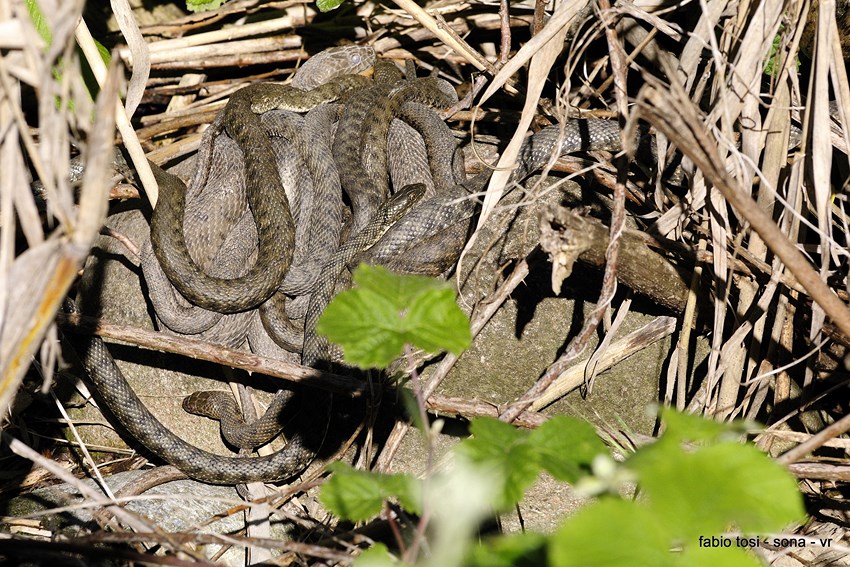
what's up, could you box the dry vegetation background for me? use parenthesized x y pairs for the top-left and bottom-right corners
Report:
(1, 0), (850, 563)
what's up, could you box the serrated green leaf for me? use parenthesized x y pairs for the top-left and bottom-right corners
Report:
(404, 287), (471, 355)
(320, 464), (388, 521)
(353, 264), (446, 310)
(461, 418), (528, 460)
(550, 499), (675, 567)
(380, 471), (422, 515)
(317, 265), (470, 368)
(316, 0), (346, 12)
(319, 286), (400, 333)
(466, 532), (547, 567)
(528, 416), (607, 483)
(185, 0), (229, 12)
(317, 286), (405, 368)
(457, 418), (540, 508)
(629, 441), (804, 538)
(320, 463), (420, 522)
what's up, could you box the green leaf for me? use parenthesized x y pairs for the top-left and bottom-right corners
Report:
(466, 532), (547, 567)
(764, 33), (782, 76)
(456, 418), (541, 508)
(185, 0), (229, 12)
(550, 499), (675, 567)
(528, 416), (607, 483)
(398, 387), (427, 432)
(320, 464), (387, 521)
(316, 0), (346, 12)
(25, 0), (51, 45)
(353, 543), (402, 567)
(764, 29), (800, 76)
(317, 265), (471, 368)
(404, 287), (471, 355)
(317, 286), (405, 368)
(628, 440), (804, 538)
(320, 463), (421, 522)
(353, 263), (445, 310)
(658, 407), (753, 444)
(459, 418), (528, 461)
(94, 39), (112, 65)
(27, 0), (110, 105)
(380, 470), (421, 515)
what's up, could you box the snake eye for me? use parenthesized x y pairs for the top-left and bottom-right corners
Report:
(351, 54), (362, 65)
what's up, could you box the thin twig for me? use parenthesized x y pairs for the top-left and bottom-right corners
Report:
(636, 72), (850, 340)
(498, 0), (631, 424)
(532, 0), (548, 34)
(778, 412), (850, 465)
(391, 0), (492, 73)
(57, 312), (364, 397)
(374, 258), (530, 471)
(498, 0), (511, 66)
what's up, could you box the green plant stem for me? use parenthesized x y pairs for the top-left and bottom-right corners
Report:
(403, 344), (435, 563)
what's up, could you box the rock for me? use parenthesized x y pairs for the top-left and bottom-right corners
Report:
(1, 469), (291, 566)
(59, 159), (694, 540)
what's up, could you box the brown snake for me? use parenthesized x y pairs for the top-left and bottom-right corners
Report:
(69, 47), (448, 482)
(70, 45), (652, 483)
(148, 46), (374, 314)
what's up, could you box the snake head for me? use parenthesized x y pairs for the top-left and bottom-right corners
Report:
(291, 45), (377, 90)
(382, 183), (427, 223)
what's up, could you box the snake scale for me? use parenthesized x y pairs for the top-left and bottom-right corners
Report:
(71, 45), (644, 483)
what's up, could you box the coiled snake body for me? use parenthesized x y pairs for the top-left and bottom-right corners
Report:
(149, 49), (375, 313)
(73, 46), (636, 483)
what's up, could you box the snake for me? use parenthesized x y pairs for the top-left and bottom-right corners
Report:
(139, 46), (375, 350)
(70, 41), (659, 482)
(183, 183), (427, 449)
(187, 93), (464, 447)
(142, 115), (324, 347)
(184, 108), (441, 439)
(255, 67), (458, 351)
(185, 122), (627, 453)
(148, 46), (375, 314)
(364, 119), (625, 276)
(67, 307), (318, 484)
(300, 183), (428, 367)
(148, 89), (294, 314)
